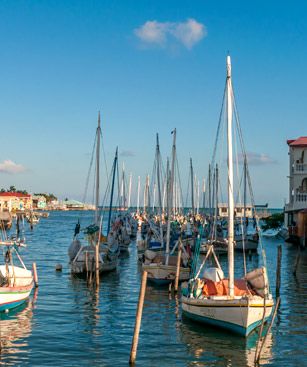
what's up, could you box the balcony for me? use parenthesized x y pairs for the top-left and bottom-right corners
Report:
(296, 193), (307, 202)
(295, 163), (307, 173)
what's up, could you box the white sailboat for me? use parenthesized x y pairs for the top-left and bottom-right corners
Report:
(142, 129), (191, 284)
(182, 56), (274, 336)
(68, 113), (119, 275)
(0, 215), (34, 312)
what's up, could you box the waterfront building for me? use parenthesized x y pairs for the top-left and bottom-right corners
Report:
(32, 195), (47, 209)
(285, 136), (307, 245)
(0, 192), (33, 211)
(63, 199), (85, 210)
(218, 203), (253, 218)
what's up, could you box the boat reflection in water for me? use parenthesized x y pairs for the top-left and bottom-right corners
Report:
(0, 289), (37, 365)
(180, 317), (273, 367)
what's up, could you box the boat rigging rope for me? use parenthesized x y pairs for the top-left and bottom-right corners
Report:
(82, 132), (97, 205)
(231, 87), (269, 284)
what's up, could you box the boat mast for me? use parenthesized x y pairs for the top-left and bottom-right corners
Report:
(214, 164), (219, 238)
(146, 175), (150, 213)
(152, 183), (156, 212)
(196, 179), (200, 215)
(143, 175), (149, 214)
(128, 173), (132, 209)
(95, 111), (101, 225)
(137, 176), (140, 214)
(243, 156), (247, 236)
(120, 163), (124, 209)
(226, 55), (234, 297)
(208, 164), (212, 217)
(156, 134), (163, 211)
(107, 147), (118, 235)
(202, 178), (206, 214)
(190, 158), (195, 214)
(165, 158), (170, 264)
(143, 178), (146, 213)
(166, 129), (176, 265)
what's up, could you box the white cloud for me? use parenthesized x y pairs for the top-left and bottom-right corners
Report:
(0, 160), (27, 174)
(134, 21), (169, 46)
(171, 18), (206, 49)
(238, 152), (277, 166)
(134, 18), (206, 49)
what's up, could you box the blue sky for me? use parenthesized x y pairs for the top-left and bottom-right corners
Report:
(0, 0), (306, 207)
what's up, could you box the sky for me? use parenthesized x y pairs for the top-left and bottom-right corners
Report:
(0, 0), (306, 207)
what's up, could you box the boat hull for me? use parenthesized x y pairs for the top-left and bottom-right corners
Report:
(0, 283), (33, 312)
(181, 296), (273, 336)
(235, 239), (258, 252)
(142, 264), (190, 285)
(71, 259), (118, 275)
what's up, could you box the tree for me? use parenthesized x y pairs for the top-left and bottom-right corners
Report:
(9, 185), (16, 192)
(34, 193), (58, 203)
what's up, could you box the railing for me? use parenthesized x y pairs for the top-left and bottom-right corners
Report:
(295, 163), (307, 172)
(296, 193), (307, 202)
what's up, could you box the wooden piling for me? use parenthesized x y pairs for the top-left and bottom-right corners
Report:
(276, 245), (282, 297)
(32, 262), (38, 287)
(95, 242), (100, 287)
(174, 242), (182, 293)
(256, 297), (280, 364)
(85, 251), (89, 280)
(254, 295), (266, 365)
(293, 246), (301, 276)
(129, 270), (147, 365)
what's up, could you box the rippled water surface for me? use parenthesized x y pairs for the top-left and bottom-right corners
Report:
(1, 211), (306, 366)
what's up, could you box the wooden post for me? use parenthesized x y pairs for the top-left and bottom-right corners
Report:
(85, 251), (89, 280)
(95, 242), (100, 287)
(32, 262), (38, 287)
(254, 295), (266, 365)
(174, 241), (182, 292)
(256, 297), (280, 364)
(276, 245), (282, 297)
(293, 246), (301, 276)
(129, 271), (147, 365)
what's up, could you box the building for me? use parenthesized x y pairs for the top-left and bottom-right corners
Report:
(0, 192), (33, 211)
(63, 199), (85, 210)
(32, 195), (47, 209)
(285, 136), (307, 245)
(218, 203), (253, 218)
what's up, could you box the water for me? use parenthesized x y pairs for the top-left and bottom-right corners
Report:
(0, 211), (306, 366)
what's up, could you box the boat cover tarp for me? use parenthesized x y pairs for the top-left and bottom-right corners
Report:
(202, 278), (254, 297)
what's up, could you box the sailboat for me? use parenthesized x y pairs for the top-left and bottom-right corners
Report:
(0, 215), (34, 311)
(68, 113), (119, 275)
(142, 129), (192, 285)
(181, 56), (274, 336)
(137, 134), (165, 260)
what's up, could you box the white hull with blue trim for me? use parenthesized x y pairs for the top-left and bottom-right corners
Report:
(181, 294), (274, 336)
(0, 265), (33, 312)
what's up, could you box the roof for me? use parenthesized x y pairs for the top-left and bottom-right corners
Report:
(32, 195), (46, 200)
(287, 136), (307, 147)
(0, 192), (31, 198)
